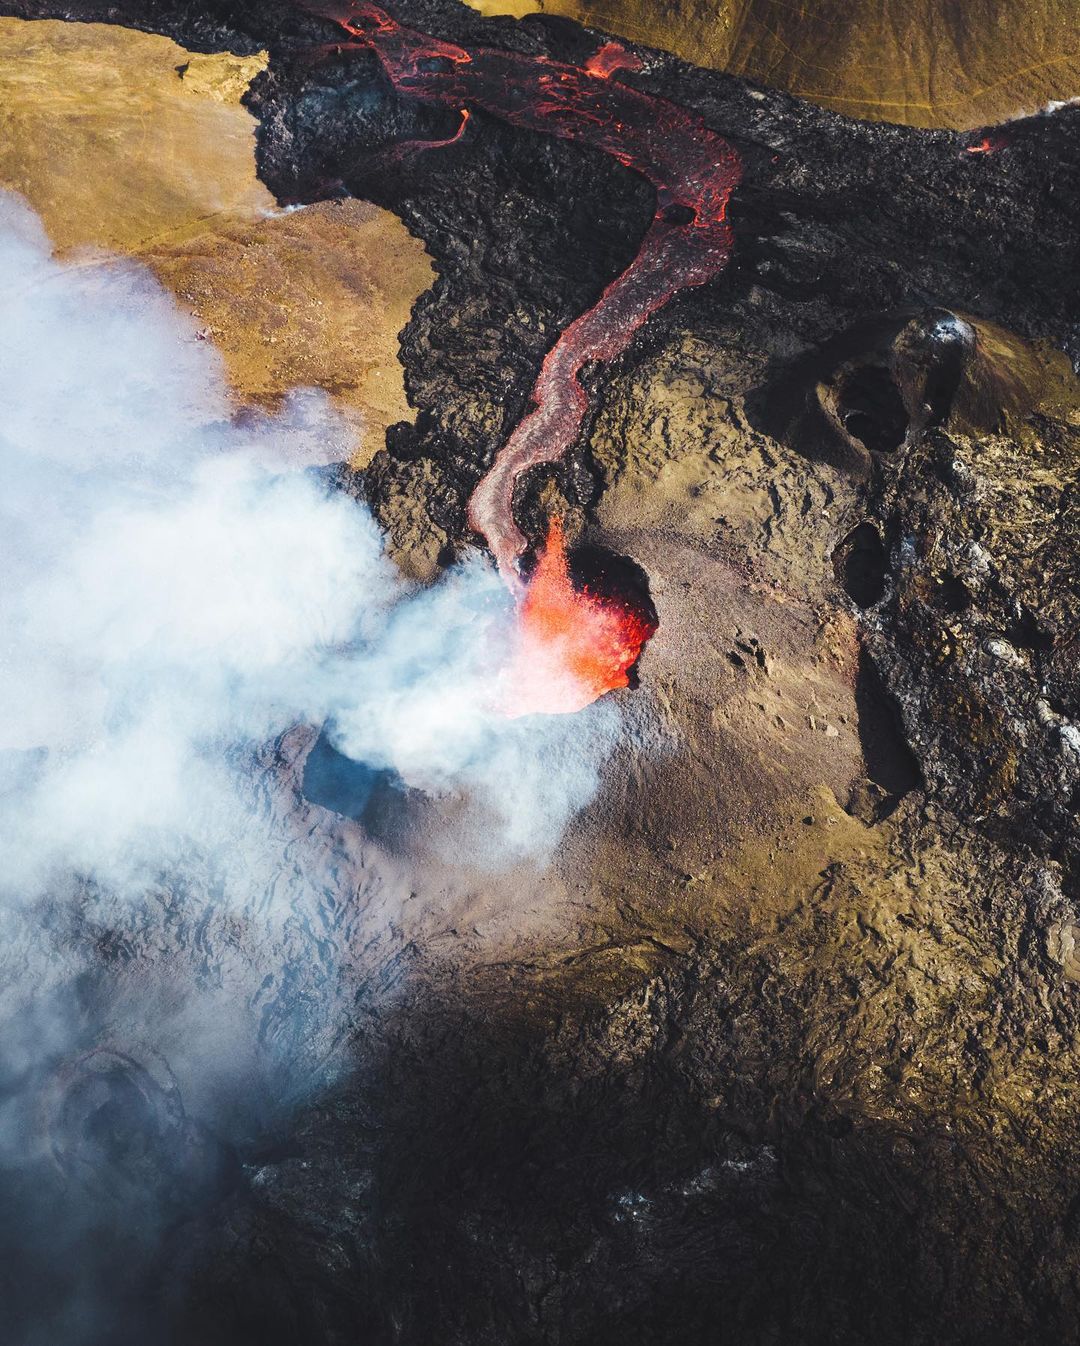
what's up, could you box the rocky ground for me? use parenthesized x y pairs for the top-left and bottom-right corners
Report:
(0, 15), (433, 449)
(0, 2), (1079, 1343)
(463, 0), (1080, 130)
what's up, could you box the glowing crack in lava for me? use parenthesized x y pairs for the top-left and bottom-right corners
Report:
(499, 519), (657, 717)
(306, 1), (742, 708)
(965, 131), (1008, 156)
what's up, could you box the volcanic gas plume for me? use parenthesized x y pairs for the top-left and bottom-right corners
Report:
(0, 189), (618, 889)
(308, 0), (743, 710)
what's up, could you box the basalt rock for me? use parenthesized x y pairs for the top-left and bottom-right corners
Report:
(866, 393), (1080, 872)
(250, 16), (1080, 552)
(5, 0), (1079, 544)
(138, 801), (1080, 1346)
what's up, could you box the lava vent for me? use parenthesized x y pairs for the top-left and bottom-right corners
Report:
(502, 520), (658, 717)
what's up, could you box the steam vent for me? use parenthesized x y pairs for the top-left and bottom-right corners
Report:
(1, 0), (1080, 1340)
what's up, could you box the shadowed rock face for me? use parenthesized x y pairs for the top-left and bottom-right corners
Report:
(868, 412), (1080, 861)
(0, 2), (1079, 1343)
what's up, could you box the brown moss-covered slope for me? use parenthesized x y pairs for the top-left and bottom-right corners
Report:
(465, 0), (1080, 129)
(0, 18), (433, 447)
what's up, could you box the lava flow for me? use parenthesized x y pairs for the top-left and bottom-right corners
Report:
(304, 1), (740, 709)
(499, 520), (657, 717)
(306, 1), (743, 585)
(965, 131), (1008, 155)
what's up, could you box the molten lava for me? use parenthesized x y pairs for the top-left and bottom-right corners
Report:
(501, 520), (656, 717)
(303, 2), (743, 584)
(300, 2), (721, 710)
(584, 40), (644, 80)
(965, 131), (1008, 155)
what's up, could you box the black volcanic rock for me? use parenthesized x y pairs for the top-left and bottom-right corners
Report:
(5, 0), (1078, 532)
(868, 410), (1080, 867)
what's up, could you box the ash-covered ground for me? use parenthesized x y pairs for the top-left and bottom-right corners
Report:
(1, 2), (1079, 1343)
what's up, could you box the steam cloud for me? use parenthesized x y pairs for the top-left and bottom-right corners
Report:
(0, 190), (622, 1338)
(0, 189), (615, 900)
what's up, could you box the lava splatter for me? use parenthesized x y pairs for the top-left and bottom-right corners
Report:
(965, 132), (1008, 155)
(499, 519), (656, 716)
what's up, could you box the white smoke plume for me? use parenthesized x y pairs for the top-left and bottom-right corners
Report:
(0, 179), (625, 1346)
(0, 186), (621, 1222)
(0, 189), (617, 904)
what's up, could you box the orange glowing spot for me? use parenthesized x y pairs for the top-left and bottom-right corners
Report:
(447, 107), (471, 143)
(966, 133), (1006, 155)
(502, 520), (656, 717)
(585, 41), (643, 80)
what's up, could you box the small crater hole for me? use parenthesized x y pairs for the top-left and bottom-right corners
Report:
(836, 364), (908, 453)
(833, 522), (886, 608)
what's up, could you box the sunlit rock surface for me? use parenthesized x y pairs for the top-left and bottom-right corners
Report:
(464, 0), (1080, 128)
(143, 198), (436, 455)
(0, 18), (273, 250)
(0, 17), (433, 445)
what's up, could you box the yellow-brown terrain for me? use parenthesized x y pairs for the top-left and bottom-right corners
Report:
(0, 17), (433, 452)
(465, 0), (1080, 128)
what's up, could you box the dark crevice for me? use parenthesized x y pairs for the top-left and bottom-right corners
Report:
(1005, 606), (1054, 653)
(835, 363), (908, 454)
(833, 522), (887, 608)
(854, 648), (922, 810)
(932, 573), (972, 614)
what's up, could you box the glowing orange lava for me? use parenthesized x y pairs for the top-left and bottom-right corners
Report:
(966, 132), (1007, 155)
(501, 520), (656, 717)
(584, 41), (643, 80)
(304, 2), (742, 583)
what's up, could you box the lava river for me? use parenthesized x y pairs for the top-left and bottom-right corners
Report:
(307, 1), (743, 710)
